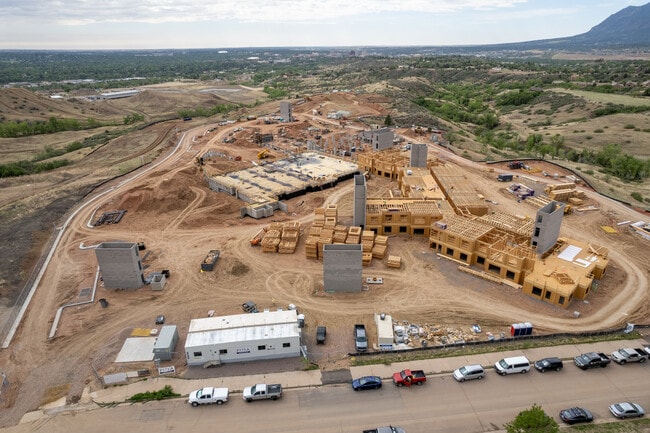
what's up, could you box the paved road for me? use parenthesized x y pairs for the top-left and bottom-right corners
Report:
(5, 339), (649, 433)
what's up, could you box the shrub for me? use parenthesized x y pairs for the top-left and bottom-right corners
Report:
(127, 385), (179, 403)
(631, 192), (643, 202)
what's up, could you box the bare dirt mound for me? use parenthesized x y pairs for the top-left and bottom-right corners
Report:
(0, 88), (99, 122)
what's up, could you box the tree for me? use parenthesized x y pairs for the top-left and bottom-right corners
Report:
(504, 404), (559, 433)
(384, 115), (393, 126)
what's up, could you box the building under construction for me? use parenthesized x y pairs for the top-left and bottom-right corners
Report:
(356, 148), (609, 308)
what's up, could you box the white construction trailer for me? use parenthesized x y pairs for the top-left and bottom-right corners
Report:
(185, 310), (301, 367)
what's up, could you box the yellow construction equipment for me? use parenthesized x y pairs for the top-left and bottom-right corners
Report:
(257, 149), (270, 159)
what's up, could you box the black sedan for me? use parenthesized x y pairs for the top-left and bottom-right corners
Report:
(352, 376), (383, 391)
(559, 407), (594, 425)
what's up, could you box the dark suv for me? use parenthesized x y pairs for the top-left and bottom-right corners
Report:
(316, 326), (327, 344)
(534, 357), (563, 373)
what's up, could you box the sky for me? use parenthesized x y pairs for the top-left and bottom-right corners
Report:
(0, 0), (648, 50)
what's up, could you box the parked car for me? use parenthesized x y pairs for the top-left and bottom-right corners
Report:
(363, 427), (406, 433)
(559, 407), (594, 425)
(534, 357), (563, 373)
(392, 369), (426, 386)
(187, 387), (229, 406)
(316, 326), (327, 344)
(494, 356), (531, 375)
(453, 365), (485, 382)
(609, 402), (645, 419)
(574, 352), (610, 369)
(352, 376), (383, 391)
(155, 315), (165, 325)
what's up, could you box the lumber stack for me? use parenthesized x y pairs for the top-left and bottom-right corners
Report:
(279, 222), (300, 254)
(261, 233), (281, 253)
(386, 255), (402, 268)
(333, 225), (348, 243)
(361, 230), (375, 253)
(313, 207), (326, 227)
(346, 226), (362, 244)
(305, 236), (319, 259)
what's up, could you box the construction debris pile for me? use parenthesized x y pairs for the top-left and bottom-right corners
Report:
(94, 210), (127, 226)
(261, 221), (301, 253)
(392, 320), (490, 348)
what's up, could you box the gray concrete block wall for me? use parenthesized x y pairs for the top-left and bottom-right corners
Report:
(323, 244), (362, 292)
(95, 242), (144, 289)
(531, 201), (564, 255)
(353, 174), (366, 228)
(410, 144), (427, 167)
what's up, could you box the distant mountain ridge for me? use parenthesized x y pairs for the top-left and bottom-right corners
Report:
(486, 2), (650, 51)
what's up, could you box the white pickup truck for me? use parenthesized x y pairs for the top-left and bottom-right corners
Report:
(611, 348), (649, 365)
(242, 383), (282, 402)
(188, 387), (229, 406)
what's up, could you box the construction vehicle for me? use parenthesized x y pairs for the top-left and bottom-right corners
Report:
(257, 149), (270, 159)
(250, 227), (267, 246)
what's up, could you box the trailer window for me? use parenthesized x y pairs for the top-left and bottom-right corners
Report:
(283, 342), (290, 348)
(193, 351), (202, 357)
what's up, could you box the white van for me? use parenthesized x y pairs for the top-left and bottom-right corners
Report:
(494, 356), (531, 375)
(453, 364), (485, 382)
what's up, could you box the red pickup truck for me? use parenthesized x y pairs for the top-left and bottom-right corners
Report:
(392, 369), (426, 387)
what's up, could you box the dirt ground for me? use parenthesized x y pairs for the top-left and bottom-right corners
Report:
(0, 91), (648, 428)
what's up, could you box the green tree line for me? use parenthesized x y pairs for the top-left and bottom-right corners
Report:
(178, 103), (239, 119)
(0, 116), (102, 138)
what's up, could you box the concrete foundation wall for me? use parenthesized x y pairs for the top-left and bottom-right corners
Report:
(323, 244), (362, 292)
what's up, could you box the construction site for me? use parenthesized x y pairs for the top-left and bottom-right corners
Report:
(0, 90), (647, 425)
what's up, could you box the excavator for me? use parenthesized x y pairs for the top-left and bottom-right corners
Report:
(257, 149), (270, 159)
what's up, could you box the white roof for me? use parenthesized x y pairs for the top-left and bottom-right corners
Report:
(185, 321), (300, 348)
(188, 309), (298, 333)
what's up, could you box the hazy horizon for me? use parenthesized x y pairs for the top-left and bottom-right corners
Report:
(1, 1), (648, 50)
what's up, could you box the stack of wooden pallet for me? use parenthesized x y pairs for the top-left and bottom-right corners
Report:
(346, 226), (362, 244)
(362, 252), (373, 266)
(372, 235), (388, 259)
(386, 255), (402, 268)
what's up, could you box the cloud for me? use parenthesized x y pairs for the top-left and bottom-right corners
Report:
(1, 0), (529, 25)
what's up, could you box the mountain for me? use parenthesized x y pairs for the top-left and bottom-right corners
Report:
(482, 3), (650, 51)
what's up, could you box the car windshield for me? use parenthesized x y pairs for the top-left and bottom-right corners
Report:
(540, 360), (550, 366)
(458, 367), (468, 375)
(498, 359), (508, 369)
(359, 377), (372, 384)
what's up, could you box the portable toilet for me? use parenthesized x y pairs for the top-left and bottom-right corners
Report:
(153, 325), (179, 361)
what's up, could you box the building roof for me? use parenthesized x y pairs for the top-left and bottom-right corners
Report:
(185, 322), (300, 347)
(188, 309), (298, 333)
